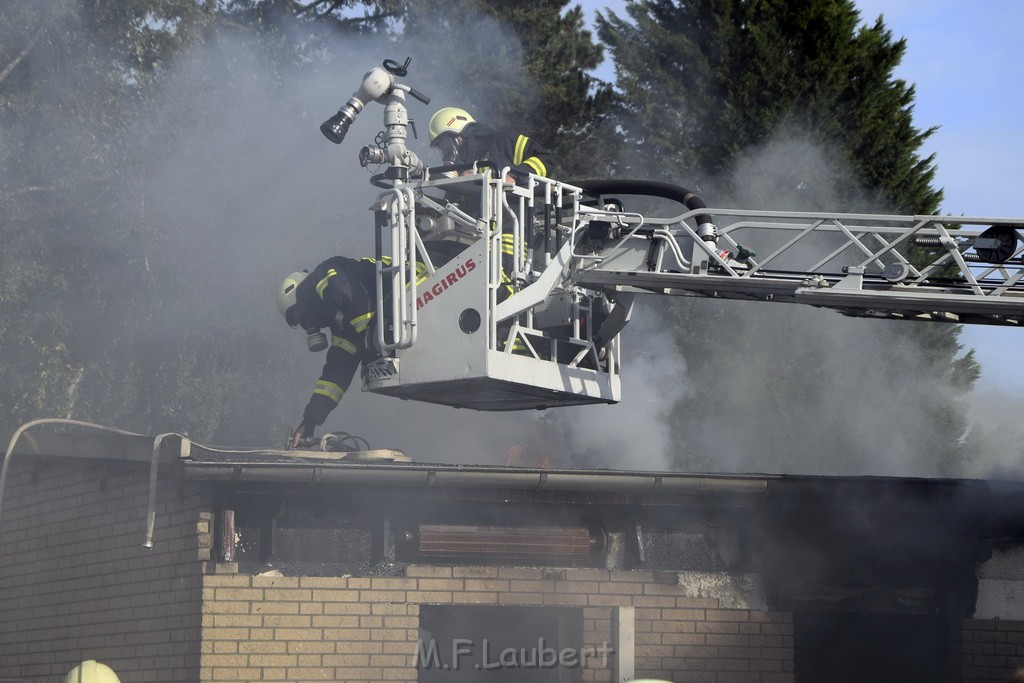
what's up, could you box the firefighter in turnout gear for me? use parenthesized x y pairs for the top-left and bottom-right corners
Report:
(428, 107), (555, 304)
(427, 107), (553, 180)
(278, 256), (426, 448)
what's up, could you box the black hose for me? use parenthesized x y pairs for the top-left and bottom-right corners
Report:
(569, 178), (714, 228)
(425, 162), (480, 176)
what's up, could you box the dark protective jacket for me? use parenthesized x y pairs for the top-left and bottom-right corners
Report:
(459, 123), (553, 178)
(457, 123), (556, 268)
(293, 256), (378, 427)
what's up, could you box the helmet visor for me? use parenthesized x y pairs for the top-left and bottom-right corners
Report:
(431, 132), (463, 164)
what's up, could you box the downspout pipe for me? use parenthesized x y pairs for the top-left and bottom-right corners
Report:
(143, 433), (179, 548)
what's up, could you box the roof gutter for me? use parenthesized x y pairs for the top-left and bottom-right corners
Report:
(181, 460), (770, 495)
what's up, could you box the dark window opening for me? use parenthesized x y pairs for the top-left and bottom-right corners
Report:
(230, 512), (383, 576)
(417, 605), (584, 683)
(794, 612), (949, 683)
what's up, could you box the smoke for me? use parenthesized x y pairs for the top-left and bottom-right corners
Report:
(86, 3), (683, 468)
(9, 7), (1018, 478)
(673, 301), (977, 476)
(556, 309), (692, 470)
(718, 130), (1024, 478)
(962, 385), (1024, 478)
(0, 4), (537, 452)
(598, 126), (998, 477)
(98, 7), (701, 470)
(100, 28), (394, 440)
(124, 13), (549, 456)
(7, 3), (680, 468)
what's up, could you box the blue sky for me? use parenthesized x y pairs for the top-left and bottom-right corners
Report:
(577, 0), (1024, 392)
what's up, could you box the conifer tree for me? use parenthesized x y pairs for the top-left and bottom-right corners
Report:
(599, 0), (941, 212)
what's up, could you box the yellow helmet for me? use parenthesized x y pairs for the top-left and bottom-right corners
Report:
(277, 271), (308, 327)
(63, 661), (121, 683)
(428, 107), (474, 145)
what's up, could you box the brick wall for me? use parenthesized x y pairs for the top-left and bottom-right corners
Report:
(201, 565), (794, 683)
(953, 618), (1024, 682)
(0, 458), (209, 681)
(202, 572), (418, 681)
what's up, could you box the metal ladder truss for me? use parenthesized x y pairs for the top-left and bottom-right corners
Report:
(571, 204), (1024, 327)
(374, 174), (1024, 365)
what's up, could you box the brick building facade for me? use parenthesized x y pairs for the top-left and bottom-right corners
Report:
(1, 434), (1023, 682)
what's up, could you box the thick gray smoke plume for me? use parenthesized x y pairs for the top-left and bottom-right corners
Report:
(67, 10), (694, 469)
(596, 127), (1007, 478)
(122, 33), (393, 440)
(622, 129), (1024, 481)
(128, 19), (553, 459)
(558, 309), (692, 471)
(963, 386), (1024, 478)
(9, 8), (1018, 476)
(0, 5), (533, 455)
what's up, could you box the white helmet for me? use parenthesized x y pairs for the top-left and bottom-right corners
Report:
(428, 107), (474, 145)
(63, 661), (121, 683)
(277, 271), (308, 327)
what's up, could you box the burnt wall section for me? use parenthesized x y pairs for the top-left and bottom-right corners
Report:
(753, 478), (990, 616)
(199, 565), (794, 683)
(215, 478), (1002, 615)
(794, 612), (950, 681)
(0, 457), (210, 682)
(219, 486), (756, 575)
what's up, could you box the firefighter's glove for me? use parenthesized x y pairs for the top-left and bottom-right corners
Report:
(291, 418), (317, 449)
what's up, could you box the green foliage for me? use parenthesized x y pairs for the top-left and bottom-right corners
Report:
(599, 0), (940, 213)
(481, 0), (614, 175)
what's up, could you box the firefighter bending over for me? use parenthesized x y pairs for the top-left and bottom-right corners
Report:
(278, 256), (424, 448)
(427, 107), (553, 181)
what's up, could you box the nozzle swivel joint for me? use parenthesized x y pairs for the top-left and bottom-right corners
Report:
(320, 66), (394, 144)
